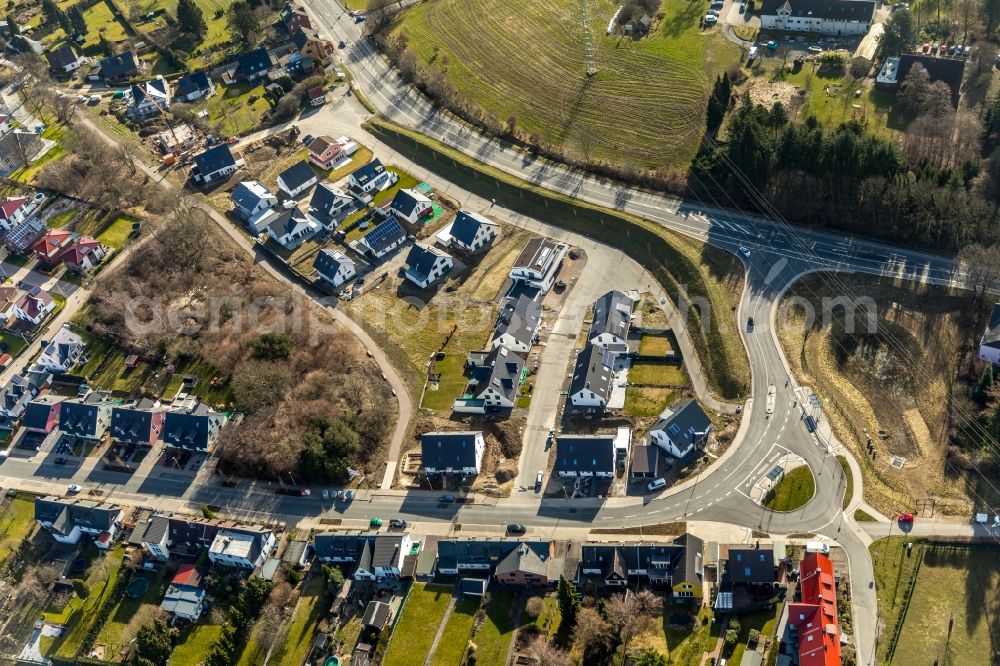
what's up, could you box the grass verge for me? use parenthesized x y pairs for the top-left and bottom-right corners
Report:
(837, 455), (853, 511)
(763, 465), (815, 512)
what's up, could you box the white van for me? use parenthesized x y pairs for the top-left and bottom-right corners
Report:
(805, 541), (830, 554)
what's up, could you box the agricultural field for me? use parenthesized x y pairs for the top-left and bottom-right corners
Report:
(776, 273), (994, 517)
(872, 540), (1000, 665)
(393, 0), (739, 168)
(382, 583), (455, 666)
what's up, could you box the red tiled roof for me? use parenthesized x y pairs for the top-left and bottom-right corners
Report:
(60, 237), (102, 265)
(16, 291), (53, 319)
(790, 553), (841, 666)
(32, 228), (74, 256)
(0, 197), (26, 220)
(172, 563), (201, 587)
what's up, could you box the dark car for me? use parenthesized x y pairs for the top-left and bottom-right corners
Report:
(54, 457), (67, 465)
(439, 494), (456, 503)
(506, 523), (526, 535)
(388, 519), (407, 529)
(747, 317), (755, 331)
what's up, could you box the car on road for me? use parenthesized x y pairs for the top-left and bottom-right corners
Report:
(647, 477), (667, 492)
(439, 494), (456, 503)
(807, 46), (823, 54)
(389, 519), (407, 529)
(506, 523), (526, 535)
(535, 470), (544, 491)
(747, 316), (754, 331)
(54, 457), (67, 465)
(739, 245), (751, 258)
(321, 489), (330, 499)
(898, 512), (914, 523)
(67, 484), (82, 494)
(370, 517), (383, 528)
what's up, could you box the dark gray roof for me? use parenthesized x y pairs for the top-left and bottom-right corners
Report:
(45, 45), (80, 70)
(471, 346), (525, 402)
(350, 158), (386, 187)
(313, 531), (380, 561)
(97, 51), (138, 80)
(589, 290), (633, 341)
(897, 54), (965, 106)
(554, 435), (615, 475)
(232, 181), (274, 213)
(194, 145), (236, 177)
(389, 188), (429, 218)
(404, 243), (449, 280)
(0, 376), (31, 416)
(129, 79), (168, 107)
(495, 542), (548, 577)
(265, 208), (312, 237)
(652, 399), (712, 447)
(631, 445), (658, 475)
(436, 538), (550, 573)
(309, 183), (350, 219)
(59, 398), (106, 438)
(162, 404), (224, 450)
(313, 248), (353, 281)
(760, 0), (875, 21)
(22, 395), (63, 430)
(420, 431), (482, 471)
(362, 600), (391, 629)
(277, 160), (317, 193)
(568, 343), (612, 400)
(234, 47), (273, 78)
(984, 304), (1000, 349)
(727, 548), (775, 584)
(111, 404), (161, 443)
(449, 210), (496, 246)
(34, 496), (120, 535)
(143, 515), (170, 544)
(372, 534), (405, 568)
(582, 534), (703, 583)
(492, 287), (541, 349)
(176, 71), (212, 97)
(361, 218), (406, 256)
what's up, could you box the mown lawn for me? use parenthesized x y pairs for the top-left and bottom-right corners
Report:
(73, 328), (152, 394)
(161, 357), (232, 406)
(723, 605), (781, 665)
(95, 214), (137, 248)
(429, 597), (480, 666)
(638, 333), (673, 356)
(0, 496), (36, 564)
(269, 572), (328, 665)
(95, 569), (171, 658)
(12, 125), (67, 184)
(170, 623), (224, 666)
(382, 583), (454, 666)
(624, 386), (676, 417)
(763, 465), (815, 511)
(628, 362), (687, 386)
(81, 1), (129, 50)
(202, 82), (272, 137)
(472, 589), (519, 666)
(46, 208), (79, 229)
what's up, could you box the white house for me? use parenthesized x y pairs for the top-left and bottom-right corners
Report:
(389, 188), (433, 227)
(313, 248), (356, 288)
(403, 243), (453, 288)
(589, 290), (634, 354)
(265, 208), (320, 250)
(358, 218), (407, 260)
(36, 325), (86, 373)
(191, 145), (242, 184)
(231, 181), (277, 221)
(128, 78), (170, 118)
(34, 497), (123, 547)
(759, 0), (875, 35)
(437, 210), (498, 254)
(307, 182), (354, 229)
(553, 435), (616, 478)
(567, 343), (612, 414)
(648, 399), (712, 458)
(980, 303), (1000, 366)
(420, 431), (485, 475)
(491, 289), (541, 355)
(208, 528), (276, 570)
(276, 160), (318, 199)
(174, 71), (214, 102)
(45, 44), (85, 74)
(453, 346), (525, 413)
(347, 158), (398, 203)
(509, 237), (568, 293)
(14, 288), (55, 327)
(0, 196), (34, 230)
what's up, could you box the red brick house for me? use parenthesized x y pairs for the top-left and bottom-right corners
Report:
(59, 236), (109, 274)
(494, 542), (552, 588)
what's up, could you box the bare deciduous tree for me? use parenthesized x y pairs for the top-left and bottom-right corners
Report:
(527, 634), (569, 666)
(573, 606), (612, 656)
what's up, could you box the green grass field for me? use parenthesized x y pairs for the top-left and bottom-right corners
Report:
(472, 589), (519, 665)
(73, 328), (152, 394)
(429, 597), (480, 666)
(383, 583), (455, 666)
(394, 0), (738, 168)
(0, 496), (36, 564)
(46, 546), (126, 660)
(837, 454), (853, 510)
(638, 333), (673, 356)
(628, 362), (687, 386)
(202, 82), (272, 137)
(95, 570), (170, 658)
(764, 465), (815, 511)
(96, 214), (137, 248)
(81, 1), (129, 50)
(170, 623), (224, 665)
(270, 572), (328, 665)
(723, 605), (781, 665)
(624, 386), (676, 416)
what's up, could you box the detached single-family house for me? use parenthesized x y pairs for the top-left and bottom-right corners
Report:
(34, 496), (123, 547)
(291, 26), (335, 66)
(0, 197), (33, 230)
(491, 288), (541, 355)
(979, 303), (1000, 366)
(403, 243), (453, 288)
(509, 237), (567, 293)
(648, 399), (712, 459)
(347, 159), (398, 204)
(307, 183), (354, 229)
(36, 325), (86, 373)
(14, 287), (56, 327)
(5, 216), (45, 254)
(23, 394), (64, 434)
(45, 44), (85, 74)
(59, 394), (112, 442)
(420, 431), (485, 476)
(265, 208), (319, 250)
(313, 248), (356, 288)
(567, 343), (612, 414)
(128, 78), (170, 118)
(358, 217), (407, 260)
(94, 51), (140, 83)
(589, 290), (634, 354)
(111, 399), (165, 447)
(554, 434), (615, 478)
(209, 528), (276, 570)
(162, 402), (225, 451)
(191, 145), (242, 184)
(276, 160), (318, 199)
(59, 236), (108, 274)
(32, 228), (76, 264)
(437, 210), (499, 254)
(232, 47), (274, 82)
(160, 564), (206, 622)
(174, 71), (214, 102)
(389, 188), (433, 227)
(307, 135), (356, 169)
(0, 131), (43, 174)
(231, 181), (278, 222)
(453, 346), (525, 413)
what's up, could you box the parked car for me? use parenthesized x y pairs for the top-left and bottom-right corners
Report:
(932, 42), (940, 54)
(67, 484), (82, 494)
(748, 45), (758, 60)
(344, 490), (356, 501)
(739, 245), (751, 258)
(369, 517), (383, 528)
(766, 40), (778, 50)
(302, 134), (315, 146)
(938, 42), (947, 54)
(805, 540), (830, 554)
(388, 519), (407, 529)
(921, 42), (930, 53)
(647, 478), (667, 492)
(964, 45), (972, 56)
(807, 46), (823, 54)
(506, 523), (527, 535)
(703, 14), (718, 24)
(947, 43), (957, 55)
(535, 470), (544, 491)
(707, 8), (720, 15)
(321, 489), (330, 499)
